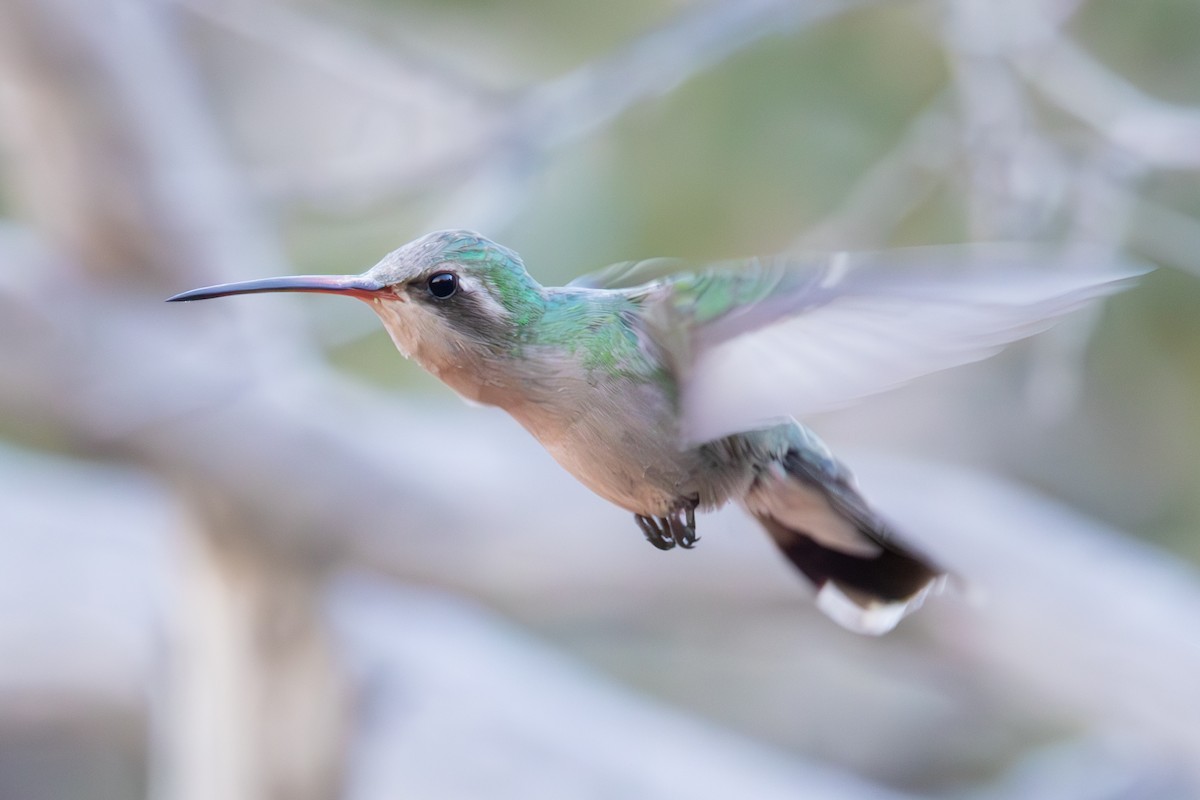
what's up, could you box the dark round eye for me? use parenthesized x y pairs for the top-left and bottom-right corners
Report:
(427, 271), (458, 299)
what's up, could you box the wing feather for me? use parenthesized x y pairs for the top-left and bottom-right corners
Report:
(621, 245), (1146, 444)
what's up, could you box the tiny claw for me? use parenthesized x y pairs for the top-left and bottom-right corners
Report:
(636, 514), (676, 551)
(670, 514), (698, 549)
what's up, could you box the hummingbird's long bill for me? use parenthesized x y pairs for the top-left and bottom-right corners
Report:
(166, 274), (382, 302)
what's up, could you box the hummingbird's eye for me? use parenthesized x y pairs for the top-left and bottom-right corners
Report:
(426, 272), (458, 299)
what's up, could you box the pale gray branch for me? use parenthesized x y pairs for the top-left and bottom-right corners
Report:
(514, 0), (881, 151)
(942, 0), (1065, 239)
(1015, 37), (1200, 171)
(172, 0), (878, 214)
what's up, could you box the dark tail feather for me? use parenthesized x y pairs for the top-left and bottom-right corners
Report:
(746, 444), (946, 634)
(755, 513), (944, 634)
(758, 514), (940, 601)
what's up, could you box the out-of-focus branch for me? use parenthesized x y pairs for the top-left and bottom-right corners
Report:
(0, 0), (287, 291)
(513, 0), (880, 151)
(938, 0), (1182, 423)
(941, 0), (1065, 240)
(0, 1), (348, 798)
(332, 578), (922, 800)
(7, 410), (1200, 790)
(0, 442), (924, 800)
(857, 455), (1200, 773)
(176, 0), (506, 208)
(176, 0), (879, 213)
(179, 0), (504, 110)
(1015, 37), (1200, 171)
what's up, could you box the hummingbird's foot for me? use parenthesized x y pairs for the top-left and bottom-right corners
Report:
(635, 500), (699, 551)
(673, 503), (699, 549)
(635, 514), (676, 550)
(681, 506), (700, 551)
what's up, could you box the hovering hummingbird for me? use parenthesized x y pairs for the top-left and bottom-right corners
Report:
(169, 231), (1142, 634)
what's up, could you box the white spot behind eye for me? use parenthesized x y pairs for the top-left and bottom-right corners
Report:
(455, 274), (509, 318)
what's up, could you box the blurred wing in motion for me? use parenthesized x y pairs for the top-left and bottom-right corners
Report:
(613, 245), (1147, 444)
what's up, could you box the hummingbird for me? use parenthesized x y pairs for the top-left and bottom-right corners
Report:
(169, 231), (1142, 634)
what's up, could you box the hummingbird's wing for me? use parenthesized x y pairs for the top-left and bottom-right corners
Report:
(611, 244), (1147, 444)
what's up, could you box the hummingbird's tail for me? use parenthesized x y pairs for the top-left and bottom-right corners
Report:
(743, 434), (945, 635)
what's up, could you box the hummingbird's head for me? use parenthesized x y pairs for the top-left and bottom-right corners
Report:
(168, 230), (547, 395)
(360, 230), (546, 361)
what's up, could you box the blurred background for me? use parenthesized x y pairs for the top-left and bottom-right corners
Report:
(1, 0), (1199, 798)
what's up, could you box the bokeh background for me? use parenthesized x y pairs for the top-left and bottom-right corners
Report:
(1, 0), (1199, 798)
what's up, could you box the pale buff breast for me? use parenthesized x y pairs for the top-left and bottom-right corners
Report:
(504, 377), (707, 516)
